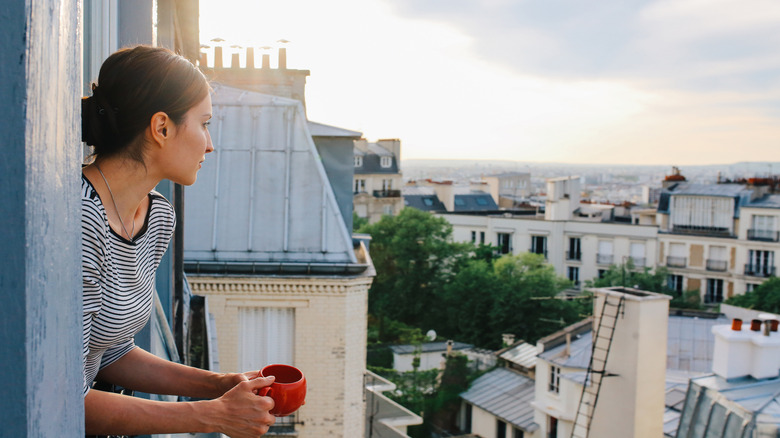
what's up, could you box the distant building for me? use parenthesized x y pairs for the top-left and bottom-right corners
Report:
(402, 180), (499, 214)
(389, 341), (495, 373)
(482, 172), (533, 208)
(440, 172), (780, 302)
(353, 139), (404, 223)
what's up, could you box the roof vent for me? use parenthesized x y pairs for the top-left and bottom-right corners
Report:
(713, 318), (780, 380)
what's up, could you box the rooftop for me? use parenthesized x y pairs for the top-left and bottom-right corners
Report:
(389, 341), (473, 355)
(460, 367), (538, 433)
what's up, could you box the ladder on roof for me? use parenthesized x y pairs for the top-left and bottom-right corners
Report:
(570, 294), (624, 438)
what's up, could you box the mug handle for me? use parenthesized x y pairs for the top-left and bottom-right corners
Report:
(258, 387), (273, 397)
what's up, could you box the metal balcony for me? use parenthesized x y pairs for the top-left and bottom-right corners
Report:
(372, 189), (401, 198)
(667, 256), (687, 268)
(744, 264), (777, 277)
(747, 229), (780, 242)
(566, 251), (582, 261)
(596, 254), (613, 265)
(706, 259), (729, 272)
(629, 257), (646, 267)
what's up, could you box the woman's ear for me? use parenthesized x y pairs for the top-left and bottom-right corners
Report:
(149, 111), (171, 147)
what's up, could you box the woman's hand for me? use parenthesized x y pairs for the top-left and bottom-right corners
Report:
(214, 370), (263, 395)
(205, 376), (276, 437)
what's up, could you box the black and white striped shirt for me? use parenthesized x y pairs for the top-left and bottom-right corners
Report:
(81, 175), (175, 395)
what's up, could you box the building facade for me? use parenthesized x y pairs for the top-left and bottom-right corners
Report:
(353, 139), (404, 223)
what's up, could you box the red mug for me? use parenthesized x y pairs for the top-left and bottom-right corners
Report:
(257, 364), (307, 417)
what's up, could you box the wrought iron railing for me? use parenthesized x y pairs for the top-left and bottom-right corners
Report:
(706, 259), (728, 272)
(596, 254), (613, 265)
(747, 229), (780, 242)
(744, 264), (776, 277)
(666, 256), (687, 268)
(372, 189), (401, 198)
(629, 257), (646, 267)
(566, 251), (582, 261)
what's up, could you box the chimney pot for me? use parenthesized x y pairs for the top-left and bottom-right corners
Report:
(751, 319), (762, 331)
(230, 52), (240, 69)
(199, 51), (208, 68)
(262, 54), (271, 69)
(732, 318), (743, 331)
(246, 47), (255, 69)
(771, 320), (779, 332)
(446, 340), (453, 356)
(278, 47), (287, 69)
(214, 46), (224, 69)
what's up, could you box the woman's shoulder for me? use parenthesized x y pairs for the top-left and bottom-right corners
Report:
(148, 189), (174, 217)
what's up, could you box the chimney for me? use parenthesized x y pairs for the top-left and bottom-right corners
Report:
(230, 51), (240, 69)
(262, 53), (271, 69)
(199, 51), (208, 68)
(446, 339), (454, 356)
(213, 45), (224, 69)
(502, 333), (516, 347)
(246, 47), (255, 69)
(587, 287), (671, 438)
(712, 317), (780, 380)
(278, 47), (287, 69)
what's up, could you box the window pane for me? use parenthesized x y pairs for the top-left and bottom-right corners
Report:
(239, 307), (295, 370)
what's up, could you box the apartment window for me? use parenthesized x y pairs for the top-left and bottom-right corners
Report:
(597, 240), (613, 265)
(476, 197), (489, 206)
(629, 242), (646, 267)
(531, 235), (547, 257)
(497, 419), (507, 438)
(480, 231), (485, 244)
(514, 427), (525, 438)
(549, 365), (560, 393)
(668, 243), (687, 268)
(354, 155), (363, 167)
(746, 250), (775, 277)
(749, 215), (778, 241)
(567, 237), (581, 261)
(548, 416), (559, 438)
(382, 204), (394, 215)
(354, 179), (366, 193)
(598, 269), (607, 279)
(454, 198), (466, 207)
(382, 179), (393, 191)
(497, 233), (512, 254)
(380, 156), (392, 168)
(668, 275), (684, 296)
(567, 266), (580, 289)
(746, 283), (759, 293)
(239, 307), (295, 371)
(706, 246), (728, 272)
(462, 403), (472, 433)
(422, 198), (434, 207)
(706, 279), (724, 304)
(471, 231), (477, 243)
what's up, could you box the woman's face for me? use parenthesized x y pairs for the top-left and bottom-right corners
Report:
(162, 94), (214, 185)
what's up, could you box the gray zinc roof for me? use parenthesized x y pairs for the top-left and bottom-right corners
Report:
(453, 193), (499, 212)
(183, 84), (357, 267)
(389, 341), (473, 355)
(747, 194), (780, 209)
(498, 342), (538, 369)
(666, 183), (751, 198)
(460, 367), (539, 432)
(307, 121), (362, 138)
(403, 194), (446, 212)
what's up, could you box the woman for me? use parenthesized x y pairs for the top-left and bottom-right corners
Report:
(81, 45), (275, 437)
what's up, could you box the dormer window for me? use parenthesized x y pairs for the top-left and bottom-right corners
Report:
(380, 156), (392, 168)
(354, 156), (363, 167)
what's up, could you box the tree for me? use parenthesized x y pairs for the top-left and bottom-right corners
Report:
(586, 261), (702, 309)
(726, 277), (780, 313)
(353, 211), (369, 232)
(361, 208), (471, 332)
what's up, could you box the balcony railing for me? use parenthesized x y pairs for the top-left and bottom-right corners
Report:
(566, 251), (582, 261)
(596, 254), (613, 265)
(745, 264), (777, 277)
(529, 248), (547, 258)
(373, 189), (401, 198)
(706, 259), (729, 272)
(629, 257), (646, 267)
(670, 225), (733, 238)
(748, 229), (780, 242)
(667, 256), (687, 268)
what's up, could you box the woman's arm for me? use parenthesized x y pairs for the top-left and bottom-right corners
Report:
(85, 376), (276, 437)
(95, 347), (249, 398)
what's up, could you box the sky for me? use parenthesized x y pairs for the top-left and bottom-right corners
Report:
(199, 0), (780, 165)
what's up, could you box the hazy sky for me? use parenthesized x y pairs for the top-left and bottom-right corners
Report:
(200, 0), (780, 165)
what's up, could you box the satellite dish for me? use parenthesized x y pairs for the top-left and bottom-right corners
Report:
(426, 329), (437, 341)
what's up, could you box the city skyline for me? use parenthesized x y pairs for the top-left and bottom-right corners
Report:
(200, 0), (780, 166)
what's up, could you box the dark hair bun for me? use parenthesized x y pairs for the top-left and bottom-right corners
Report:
(81, 85), (120, 150)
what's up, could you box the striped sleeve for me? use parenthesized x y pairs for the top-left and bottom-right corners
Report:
(81, 197), (106, 395)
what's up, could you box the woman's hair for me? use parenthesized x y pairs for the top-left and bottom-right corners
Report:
(82, 45), (209, 162)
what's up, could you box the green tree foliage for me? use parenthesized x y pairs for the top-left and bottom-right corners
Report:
(441, 253), (586, 349)
(353, 211), (369, 232)
(361, 208), (471, 331)
(585, 261), (702, 309)
(726, 277), (780, 313)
